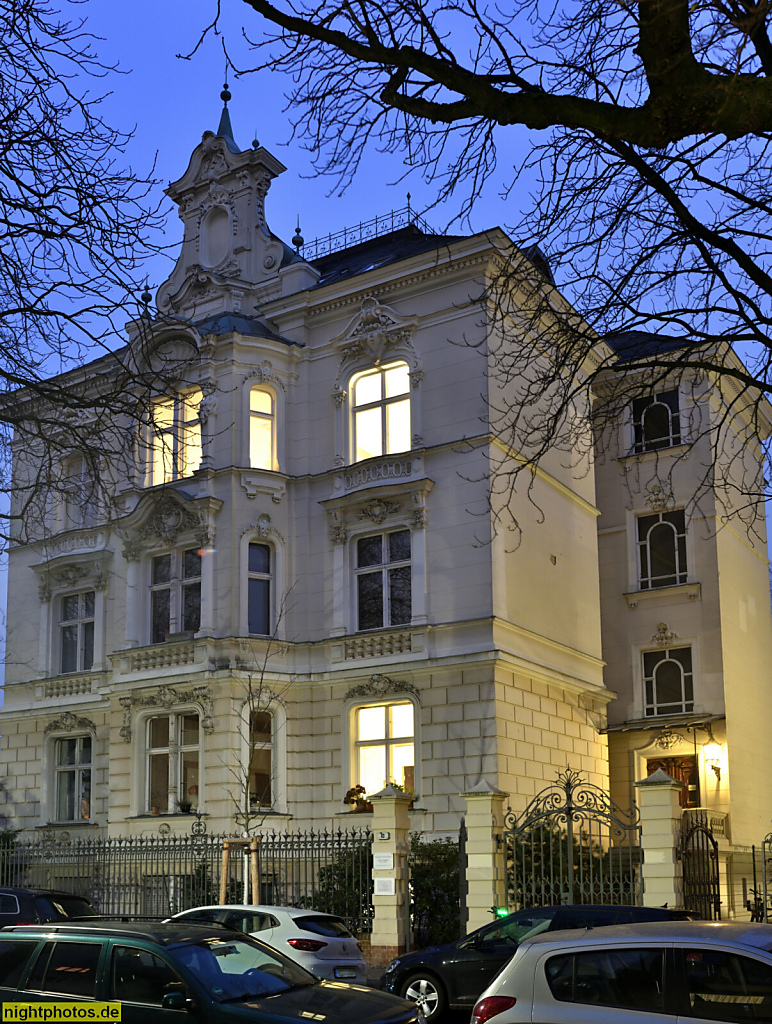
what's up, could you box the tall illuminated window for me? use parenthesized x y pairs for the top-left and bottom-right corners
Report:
(355, 701), (415, 795)
(352, 362), (410, 462)
(249, 388), (275, 470)
(151, 389), (202, 485)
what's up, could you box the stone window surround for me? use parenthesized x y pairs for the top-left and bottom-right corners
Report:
(632, 629), (700, 721)
(342, 675), (421, 807)
(42, 711), (98, 827)
(32, 547), (112, 679)
(122, 685), (214, 817)
(239, 514), (286, 640)
(237, 692), (288, 816)
(320, 479), (432, 638)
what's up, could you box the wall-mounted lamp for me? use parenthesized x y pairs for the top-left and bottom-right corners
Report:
(703, 724), (722, 781)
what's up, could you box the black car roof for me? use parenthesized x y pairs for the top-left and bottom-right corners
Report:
(2, 920), (233, 946)
(0, 888), (91, 899)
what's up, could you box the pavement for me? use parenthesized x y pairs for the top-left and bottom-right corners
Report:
(366, 964), (385, 988)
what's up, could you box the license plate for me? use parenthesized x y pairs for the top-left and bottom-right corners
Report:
(334, 968), (357, 979)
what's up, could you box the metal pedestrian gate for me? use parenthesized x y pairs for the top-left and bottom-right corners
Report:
(679, 813), (720, 920)
(503, 769), (642, 910)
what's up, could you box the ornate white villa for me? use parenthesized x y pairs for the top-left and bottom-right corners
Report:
(1, 98), (771, 918)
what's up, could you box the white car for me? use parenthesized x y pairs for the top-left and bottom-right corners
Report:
(471, 919), (772, 1023)
(171, 904), (367, 984)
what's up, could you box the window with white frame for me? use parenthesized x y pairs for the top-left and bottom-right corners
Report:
(249, 711), (273, 808)
(62, 454), (97, 530)
(150, 389), (202, 485)
(351, 361), (411, 462)
(54, 735), (91, 821)
(248, 543), (272, 636)
(59, 591), (95, 674)
(356, 530), (411, 631)
(146, 712), (200, 813)
(150, 549), (201, 643)
(249, 388), (275, 470)
(354, 701), (415, 795)
(632, 390), (681, 453)
(637, 509), (687, 589)
(643, 647), (694, 716)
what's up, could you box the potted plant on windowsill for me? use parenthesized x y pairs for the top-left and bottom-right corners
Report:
(344, 785), (373, 813)
(176, 799), (192, 814)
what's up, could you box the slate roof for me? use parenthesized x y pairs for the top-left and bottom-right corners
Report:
(193, 312), (300, 346)
(605, 330), (693, 363)
(310, 224), (465, 288)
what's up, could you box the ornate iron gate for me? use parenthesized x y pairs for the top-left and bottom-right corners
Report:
(503, 769), (642, 911)
(679, 813), (720, 919)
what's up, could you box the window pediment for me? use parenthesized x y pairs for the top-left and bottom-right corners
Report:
(118, 492), (222, 555)
(321, 478), (434, 543)
(32, 547), (113, 602)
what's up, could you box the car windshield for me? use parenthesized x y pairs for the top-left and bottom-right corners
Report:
(172, 936), (316, 1002)
(34, 896), (97, 919)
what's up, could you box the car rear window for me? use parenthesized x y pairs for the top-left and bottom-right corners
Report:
(33, 895), (96, 920)
(0, 895), (19, 915)
(0, 940), (39, 988)
(546, 948), (665, 1012)
(295, 916), (352, 938)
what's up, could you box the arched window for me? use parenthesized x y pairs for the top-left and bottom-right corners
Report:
(150, 388), (202, 485)
(632, 390), (681, 452)
(351, 361), (410, 462)
(643, 647), (693, 716)
(249, 388), (275, 470)
(637, 510), (687, 589)
(248, 542), (272, 636)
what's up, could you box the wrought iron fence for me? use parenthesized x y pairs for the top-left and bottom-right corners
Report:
(0, 826), (374, 933)
(503, 770), (642, 910)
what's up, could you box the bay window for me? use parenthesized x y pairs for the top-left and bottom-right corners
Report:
(150, 548), (201, 643)
(150, 389), (202, 485)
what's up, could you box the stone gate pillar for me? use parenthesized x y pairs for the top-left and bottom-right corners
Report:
(634, 768), (684, 908)
(369, 785), (412, 965)
(461, 780), (508, 933)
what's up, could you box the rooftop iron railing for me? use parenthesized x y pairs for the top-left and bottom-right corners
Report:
(299, 204), (433, 262)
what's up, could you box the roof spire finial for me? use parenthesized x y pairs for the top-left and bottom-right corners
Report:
(221, 55), (231, 106)
(292, 216), (304, 252)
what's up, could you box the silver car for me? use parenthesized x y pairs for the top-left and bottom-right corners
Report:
(471, 920), (772, 1023)
(171, 904), (367, 984)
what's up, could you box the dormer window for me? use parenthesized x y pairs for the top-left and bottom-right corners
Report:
(150, 389), (202, 485)
(632, 390), (681, 453)
(351, 362), (410, 462)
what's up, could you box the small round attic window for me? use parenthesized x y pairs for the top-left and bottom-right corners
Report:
(201, 205), (230, 268)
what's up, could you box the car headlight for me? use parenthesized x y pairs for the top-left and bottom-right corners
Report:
(384, 959), (401, 974)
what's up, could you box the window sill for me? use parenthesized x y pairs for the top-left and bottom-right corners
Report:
(619, 442), (691, 462)
(624, 582), (700, 608)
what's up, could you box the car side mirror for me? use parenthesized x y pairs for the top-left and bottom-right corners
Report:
(161, 992), (190, 1012)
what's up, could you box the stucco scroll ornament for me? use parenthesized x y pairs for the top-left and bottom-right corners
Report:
(198, 393), (218, 425)
(357, 499), (401, 525)
(254, 171), (272, 225)
(345, 674), (419, 700)
(651, 622), (679, 646)
(655, 729), (682, 750)
(326, 507), (347, 545)
(45, 711), (96, 735)
(245, 360), (287, 393)
(645, 482), (673, 512)
(140, 498), (200, 546)
(119, 686), (215, 744)
(345, 296), (415, 364)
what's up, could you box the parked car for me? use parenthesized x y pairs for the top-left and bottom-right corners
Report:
(381, 903), (699, 1020)
(0, 919), (423, 1024)
(169, 904), (367, 984)
(0, 886), (96, 927)
(471, 919), (772, 1023)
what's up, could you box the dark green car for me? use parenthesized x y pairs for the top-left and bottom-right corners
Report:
(0, 920), (423, 1024)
